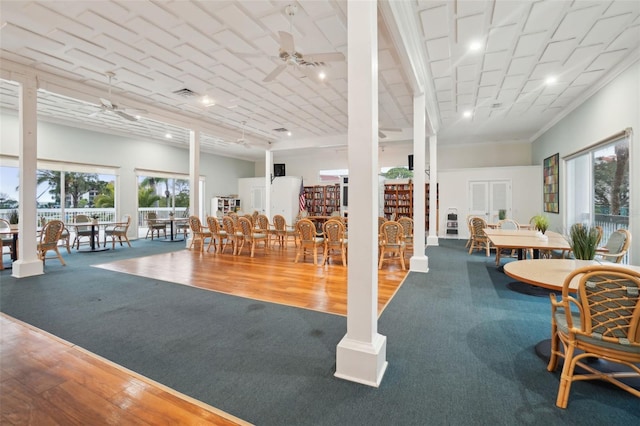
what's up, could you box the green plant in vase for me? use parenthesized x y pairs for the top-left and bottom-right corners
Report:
(533, 214), (549, 234)
(498, 209), (506, 220)
(8, 210), (19, 224)
(568, 223), (599, 260)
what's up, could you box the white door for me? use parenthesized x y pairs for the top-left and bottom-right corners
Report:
(469, 180), (512, 223)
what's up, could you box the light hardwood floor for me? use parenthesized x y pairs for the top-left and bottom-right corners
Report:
(1, 241), (408, 424)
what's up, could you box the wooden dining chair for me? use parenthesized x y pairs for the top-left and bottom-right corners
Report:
(547, 264), (640, 408)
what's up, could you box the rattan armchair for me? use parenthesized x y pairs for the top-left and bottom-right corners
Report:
(37, 219), (66, 266)
(1, 219), (14, 270)
(104, 214), (132, 249)
(237, 216), (269, 257)
(272, 214), (297, 248)
(547, 264), (640, 408)
(378, 220), (406, 270)
(72, 214), (100, 249)
(206, 216), (227, 254)
(468, 216), (491, 256)
(596, 229), (632, 263)
(145, 212), (167, 240)
(222, 215), (243, 255)
(397, 216), (414, 254)
(295, 218), (324, 265)
(187, 216), (211, 252)
(322, 219), (347, 266)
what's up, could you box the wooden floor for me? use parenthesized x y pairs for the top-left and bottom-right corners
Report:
(1, 240), (408, 424)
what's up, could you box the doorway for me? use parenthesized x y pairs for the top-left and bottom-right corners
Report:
(468, 180), (512, 223)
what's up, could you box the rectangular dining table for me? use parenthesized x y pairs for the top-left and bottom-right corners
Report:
(484, 228), (571, 265)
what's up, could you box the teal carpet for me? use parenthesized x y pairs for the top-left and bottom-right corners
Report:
(1, 239), (638, 425)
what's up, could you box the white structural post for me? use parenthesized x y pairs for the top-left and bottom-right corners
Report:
(13, 74), (43, 278)
(335, 0), (387, 387)
(186, 128), (200, 248)
(265, 150), (273, 218)
(427, 134), (439, 246)
(410, 93), (429, 272)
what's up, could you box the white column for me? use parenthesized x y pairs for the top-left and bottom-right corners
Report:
(335, 0), (387, 387)
(410, 94), (429, 272)
(186, 128), (200, 248)
(13, 75), (43, 277)
(427, 134), (439, 246)
(265, 150), (273, 218)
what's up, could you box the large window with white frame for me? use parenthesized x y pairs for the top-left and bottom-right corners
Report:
(565, 130), (630, 249)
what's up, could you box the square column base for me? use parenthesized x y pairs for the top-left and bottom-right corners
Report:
(426, 235), (439, 246)
(335, 333), (387, 387)
(409, 255), (429, 273)
(12, 260), (44, 278)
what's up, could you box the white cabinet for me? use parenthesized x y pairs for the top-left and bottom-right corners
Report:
(211, 197), (240, 215)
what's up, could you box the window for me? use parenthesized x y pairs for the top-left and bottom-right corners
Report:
(565, 131), (630, 250)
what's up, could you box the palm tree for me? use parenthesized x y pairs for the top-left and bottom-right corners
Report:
(94, 182), (115, 208)
(138, 187), (161, 208)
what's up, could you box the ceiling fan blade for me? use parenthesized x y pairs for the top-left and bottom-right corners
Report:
(115, 110), (138, 122)
(279, 31), (295, 53)
(100, 98), (113, 109)
(380, 127), (402, 133)
(299, 66), (325, 85)
(305, 52), (345, 62)
(263, 64), (288, 82)
(378, 130), (387, 139)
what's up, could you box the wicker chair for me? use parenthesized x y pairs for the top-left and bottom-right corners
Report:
(295, 218), (324, 265)
(595, 229), (632, 263)
(397, 216), (414, 254)
(237, 216), (268, 257)
(37, 219), (66, 266)
(1, 219), (14, 270)
(495, 219), (519, 263)
(187, 216), (211, 252)
(322, 219), (347, 266)
(104, 214), (132, 249)
(206, 216), (227, 254)
(222, 215), (243, 255)
(72, 214), (100, 249)
(272, 214), (297, 248)
(547, 264), (640, 408)
(145, 212), (167, 240)
(378, 220), (406, 270)
(468, 216), (491, 256)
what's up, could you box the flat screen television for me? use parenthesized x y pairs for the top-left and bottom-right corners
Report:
(408, 154), (414, 171)
(274, 163), (286, 177)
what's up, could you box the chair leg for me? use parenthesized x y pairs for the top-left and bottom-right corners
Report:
(556, 345), (577, 408)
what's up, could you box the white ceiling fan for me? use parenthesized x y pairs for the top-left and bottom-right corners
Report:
(262, 4), (345, 83)
(234, 121), (251, 149)
(378, 127), (403, 139)
(90, 72), (147, 122)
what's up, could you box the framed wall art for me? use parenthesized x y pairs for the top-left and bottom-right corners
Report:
(543, 153), (559, 213)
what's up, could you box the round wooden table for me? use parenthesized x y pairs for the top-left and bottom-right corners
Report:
(504, 259), (640, 293)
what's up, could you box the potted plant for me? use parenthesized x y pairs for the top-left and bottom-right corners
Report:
(91, 213), (100, 224)
(533, 214), (549, 234)
(498, 209), (506, 220)
(568, 223), (599, 260)
(8, 210), (18, 225)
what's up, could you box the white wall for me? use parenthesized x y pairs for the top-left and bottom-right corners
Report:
(261, 139), (532, 185)
(531, 60), (639, 264)
(238, 176), (301, 224)
(439, 166), (542, 239)
(1, 114), (255, 232)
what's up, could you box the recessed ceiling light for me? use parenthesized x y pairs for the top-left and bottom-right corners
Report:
(287, 131), (292, 136)
(165, 133), (172, 139)
(545, 76), (557, 85)
(463, 110), (473, 118)
(468, 41), (483, 52)
(201, 96), (215, 106)
(318, 70), (326, 80)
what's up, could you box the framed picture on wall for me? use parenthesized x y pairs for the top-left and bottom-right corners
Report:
(543, 153), (559, 213)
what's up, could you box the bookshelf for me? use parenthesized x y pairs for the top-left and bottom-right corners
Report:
(211, 196), (241, 215)
(383, 182), (438, 230)
(303, 184), (341, 216)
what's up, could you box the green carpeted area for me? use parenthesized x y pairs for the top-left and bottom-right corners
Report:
(1, 239), (638, 425)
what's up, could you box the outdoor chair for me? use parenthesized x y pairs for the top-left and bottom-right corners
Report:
(595, 229), (632, 263)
